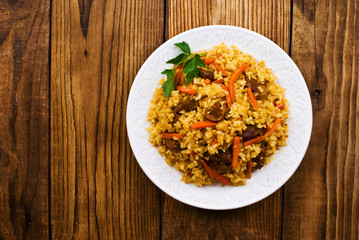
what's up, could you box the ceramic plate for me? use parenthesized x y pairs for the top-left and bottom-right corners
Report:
(126, 25), (312, 210)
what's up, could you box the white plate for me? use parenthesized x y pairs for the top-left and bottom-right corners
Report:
(126, 25), (312, 210)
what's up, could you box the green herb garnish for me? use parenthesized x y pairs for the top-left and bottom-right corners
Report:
(161, 42), (205, 97)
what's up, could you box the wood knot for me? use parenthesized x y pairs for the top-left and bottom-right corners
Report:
(0, 148), (10, 167)
(84, 49), (88, 57)
(313, 89), (321, 97)
(7, 0), (24, 9)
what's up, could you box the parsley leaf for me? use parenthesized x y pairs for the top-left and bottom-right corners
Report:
(161, 69), (175, 79)
(161, 42), (205, 97)
(183, 54), (205, 84)
(174, 42), (191, 54)
(166, 53), (188, 65)
(161, 69), (175, 98)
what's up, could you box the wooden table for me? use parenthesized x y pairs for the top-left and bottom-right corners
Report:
(0, 0), (358, 239)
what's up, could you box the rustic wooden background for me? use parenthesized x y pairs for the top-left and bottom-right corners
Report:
(0, 0), (358, 239)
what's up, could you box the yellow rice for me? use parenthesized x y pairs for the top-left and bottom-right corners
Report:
(147, 43), (289, 186)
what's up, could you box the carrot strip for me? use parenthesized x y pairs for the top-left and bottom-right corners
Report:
(262, 118), (281, 138)
(216, 53), (222, 59)
(243, 136), (264, 147)
(204, 79), (211, 85)
(213, 62), (229, 76)
(243, 118), (281, 146)
(245, 160), (254, 179)
(191, 121), (218, 129)
(247, 87), (259, 109)
(201, 160), (231, 185)
(276, 103), (285, 110)
(203, 57), (217, 65)
(232, 136), (240, 168)
(176, 85), (196, 95)
(211, 138), (218, 147)
(211, 79), (224, 84)
(229, 63), (249, 102)
(174, 68), (183, 87)
(160, 133), (184, 139)
(222, 85), (232, 108)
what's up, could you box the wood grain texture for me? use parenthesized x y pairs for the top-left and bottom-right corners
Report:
(163, 1), (291, 239)
(166, 0), (291, 53)
(0, 0), (49, 239)
(282, 0), (359, 239)
(51, 0), (164, 239)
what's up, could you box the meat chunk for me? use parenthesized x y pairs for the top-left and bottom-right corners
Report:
(205, 102), (226, 122)
(208, 150), (232, 163)
(241, 125), (266, 141)
(241, 126), (261, 141)
(173, 112), (180, 123)
(198, 68), (215, 81)
(246, 79), (260, 92)
(252, 151), (266, 169)
(258, 84), (269, 95)
(164, 139), (181, 153)
(256, 94), (267, 101)
(173, 98), (198, 113)
(246, 79), (269, 96)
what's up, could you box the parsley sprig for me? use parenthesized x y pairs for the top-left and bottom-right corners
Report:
(161, 42), (205, 97)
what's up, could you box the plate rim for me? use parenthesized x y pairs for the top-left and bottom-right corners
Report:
(126, 25), (313, 210)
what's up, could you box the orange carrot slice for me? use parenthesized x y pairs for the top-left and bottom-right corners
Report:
(201, 160), (230, 185)
(248, 87), (259, 109)
(232, 136), (240, 168)
(222, 85), (232, 108)
(160, 133), (184, 139)
(229, 63), (249, 102)
(190, 121), (218, 129)
(245, 160), (254, 179)
(213, 62), (229, 76)
(176, 86), (196, 95)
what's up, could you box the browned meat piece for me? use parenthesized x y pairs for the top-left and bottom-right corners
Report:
(205, 102), (226, 122)
(173, 98), (198, 113)
(246, 79), (269, 96)
(241, 125), (266, 141)
(164, 139), (181, 153)
(241, 126), (260, 141)
(208, 150), (232, 163)
(259, 127), (266, 136)
(258, 84), (269, 95)
(256, 94), (267, 101)
(173, 112), (180, 123)
(246, 79), (260, 92)
(252, 151), (266, 169)
(198, 68), (215, 80)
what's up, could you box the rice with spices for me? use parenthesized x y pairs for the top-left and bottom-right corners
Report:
(147, 43), (289, 186)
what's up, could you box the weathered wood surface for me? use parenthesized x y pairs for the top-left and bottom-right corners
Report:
(51, 0), (163, 239)
(0, 0), (50, 239)
(0, 0), (357, 239)
(282, 0), (359, 239)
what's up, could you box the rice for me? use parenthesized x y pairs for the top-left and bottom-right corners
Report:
(147, 43), (289, 186)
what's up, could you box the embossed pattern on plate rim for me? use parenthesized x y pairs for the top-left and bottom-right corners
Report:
(126, 25), (313, 210)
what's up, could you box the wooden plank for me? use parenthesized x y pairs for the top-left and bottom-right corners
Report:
(282, 0), (359, 239)
(51, 0), (164, 239)
(166, 0), (291, 53)
(162, 0), (291, 239)
(0, 0), (50, 239)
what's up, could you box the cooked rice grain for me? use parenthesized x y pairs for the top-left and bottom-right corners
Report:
(147, 43), (289, 186)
